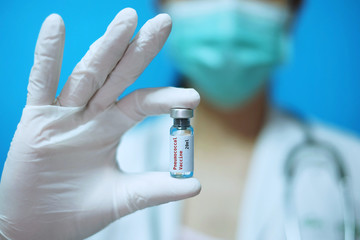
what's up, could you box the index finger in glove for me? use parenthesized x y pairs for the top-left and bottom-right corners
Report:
(27, 14), (65, 106)
(56, 8), (138, 107)
(116, 87), (200, 123)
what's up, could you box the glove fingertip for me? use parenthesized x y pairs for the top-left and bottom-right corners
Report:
(43, 13), (65, 32)
(115, 7), (138, 26)
(120, 172), (201, 215)
(166, 87), (201, 110)
(173, 177), (202, 198)
(155, 13), (172, 28)
(185, 88), (201, 109)
(143, 172), (202, 200)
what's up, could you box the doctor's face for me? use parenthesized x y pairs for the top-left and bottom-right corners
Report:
(162, 0), (292, 110)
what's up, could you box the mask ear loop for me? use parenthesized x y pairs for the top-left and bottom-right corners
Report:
(283, 123), (356, 240)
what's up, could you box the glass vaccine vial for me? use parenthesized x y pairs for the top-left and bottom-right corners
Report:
(169, 108), (194, 178)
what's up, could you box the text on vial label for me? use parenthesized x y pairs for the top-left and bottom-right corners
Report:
(170, 135), (194, 172)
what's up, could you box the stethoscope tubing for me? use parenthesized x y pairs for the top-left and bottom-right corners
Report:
(283, 122), (356, 240)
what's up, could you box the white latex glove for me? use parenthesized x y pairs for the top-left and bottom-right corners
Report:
(0, 8), (201, 240)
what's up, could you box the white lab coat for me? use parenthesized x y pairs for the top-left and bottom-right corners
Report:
(87, 110), (360, 240)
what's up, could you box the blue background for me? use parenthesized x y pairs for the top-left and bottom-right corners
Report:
(1, 0), (360, 175)
(273, 0), (360, 135)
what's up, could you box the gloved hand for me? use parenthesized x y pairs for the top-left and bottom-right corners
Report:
(0, 8), (201, 240)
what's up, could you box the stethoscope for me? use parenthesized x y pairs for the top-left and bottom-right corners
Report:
(283, 120), (356, 240)
(147, 114), (357, 240)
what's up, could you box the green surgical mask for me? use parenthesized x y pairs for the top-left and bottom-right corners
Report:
(164, 0), (290, 109)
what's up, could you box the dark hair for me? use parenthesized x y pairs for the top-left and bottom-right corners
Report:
(156, 0), (303, 13)
(289, 0), (303, 12)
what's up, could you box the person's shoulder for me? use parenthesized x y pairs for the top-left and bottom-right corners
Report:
(270, 109), (360, 145)
(311, 119), (360, 148)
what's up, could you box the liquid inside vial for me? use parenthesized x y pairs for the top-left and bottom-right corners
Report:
(169, 109), (194, 178)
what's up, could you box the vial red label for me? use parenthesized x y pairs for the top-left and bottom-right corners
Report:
(170, 135), (194, 173)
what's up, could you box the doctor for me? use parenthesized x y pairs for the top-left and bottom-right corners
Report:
(1, 2), (359, 240)
(90, 0), (360, 239)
